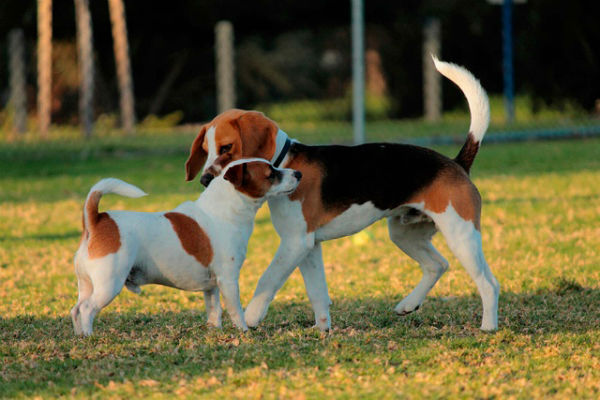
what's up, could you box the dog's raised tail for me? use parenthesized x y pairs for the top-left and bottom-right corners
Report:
(83, 178), (147, 230)
(432, 55), (490, 173)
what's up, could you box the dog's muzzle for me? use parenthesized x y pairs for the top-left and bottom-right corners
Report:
(200, 173), (215, 187)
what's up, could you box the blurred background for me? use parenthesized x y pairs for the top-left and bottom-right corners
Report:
(0, 0), (599, 145)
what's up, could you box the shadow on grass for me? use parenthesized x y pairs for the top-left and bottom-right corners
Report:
(484, 193), (600, 206)
(2, 137), (600, 181)
(0, 231), (80, 243)
(1, 283), (599, 397)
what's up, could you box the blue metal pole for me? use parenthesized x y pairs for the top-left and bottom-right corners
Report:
(502, 0), (515, 123)
(351, 0), (365, 144)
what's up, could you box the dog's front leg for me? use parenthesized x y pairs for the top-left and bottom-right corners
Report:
(215, 266), (247, 331)
(245, 234), (314, 328)
(203, 286), (222, 328)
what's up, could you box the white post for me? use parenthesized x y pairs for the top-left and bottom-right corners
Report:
(351, 0), (365, 144)
(215, 21), (235, 114)
(8, 29), (27, 134)
(423, 18), (441, 122)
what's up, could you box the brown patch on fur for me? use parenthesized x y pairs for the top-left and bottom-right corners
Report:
(409, 167), (481, 230)
(225, 161), (275, 199)
(85, 191), (122, 259)
(185, 125), (209, 181)
(287, 155), (349, 232)
(88, 214), (122, 258)
(454, 132), (480, 174)
(234, 111), (278, 160)
(187, 110), (280, 181)
(164, 212), (213, 266)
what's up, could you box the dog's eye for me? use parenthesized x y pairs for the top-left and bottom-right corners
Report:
(219, 144), (232, 155)
(267, 169), (280, 182)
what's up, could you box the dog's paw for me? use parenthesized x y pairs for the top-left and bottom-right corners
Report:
(313, 314), (331, 331)
(479, 321), (498, 332)
(244, 303), (265, 328)
(394, 302), (420, 316)
(206, 320), (222, 329)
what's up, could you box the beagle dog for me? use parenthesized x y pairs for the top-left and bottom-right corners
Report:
(185, 57), (500, 332)
(71, 159), (302, 335)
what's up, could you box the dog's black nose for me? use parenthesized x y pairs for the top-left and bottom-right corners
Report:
(200, 173), (215, 187)
(293, 171), (302, 181)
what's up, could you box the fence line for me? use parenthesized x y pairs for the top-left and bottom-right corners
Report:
(8, 29), (27, 134)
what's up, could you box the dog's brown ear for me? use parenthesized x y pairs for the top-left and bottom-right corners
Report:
(185, 125), (208, 181)
(235, 111), (278, 160)
(223, 164), (244, 187)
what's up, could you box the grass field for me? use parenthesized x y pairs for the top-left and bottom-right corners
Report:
(1, 133), (600, 398)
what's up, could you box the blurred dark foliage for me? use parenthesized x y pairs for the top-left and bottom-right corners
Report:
(0, 0), (598, 123)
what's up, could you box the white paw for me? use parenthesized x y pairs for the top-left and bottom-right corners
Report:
(244, 313), (260, 328)
(394, 299), (421, 316)
(480, 320), (498, 332)
(314, 314), (331, 331)
(244, 303), (264, 328)
(206, 318), (222, 329)
(231, 319), (248, 332)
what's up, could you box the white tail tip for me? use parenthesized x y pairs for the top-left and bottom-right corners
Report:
(430, 55), (490, 143)
(89, 178), (148, 198)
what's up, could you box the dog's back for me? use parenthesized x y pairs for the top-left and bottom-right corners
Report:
(75, 179), (215, 294)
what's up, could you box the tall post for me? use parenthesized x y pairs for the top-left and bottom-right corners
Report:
(351, 0), (365, 144)
(37, 0), (52, 137)
(8, 29), (27, 134)
(109, 0), (136, 134)
(502, 0), (515, 123)
(423, 18), (441, 122)
(215, 21), (235, 114)
(74, 0), (94, 138)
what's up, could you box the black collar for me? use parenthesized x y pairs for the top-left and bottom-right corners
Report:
(273, 138), (291, 167)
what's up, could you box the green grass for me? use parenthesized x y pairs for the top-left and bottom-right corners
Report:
(1, 134), (600, 398)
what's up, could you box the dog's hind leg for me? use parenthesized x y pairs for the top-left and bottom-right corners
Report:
(299, 243), (331, 331)
(71, 272), (93, 336)
(388, 217), (449, 316)
(203, 286), (222, 328)
(429, 206), (500, 331)
(78, 257), (127, 336)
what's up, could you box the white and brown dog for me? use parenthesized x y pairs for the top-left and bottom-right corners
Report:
(71, 159), (302, 335)
(185, 57), (500, 332)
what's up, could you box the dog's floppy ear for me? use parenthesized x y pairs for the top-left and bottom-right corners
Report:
(223, 164), (244, 187)
(185, 125), (208, 181)
(235, 112), (278, 160)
